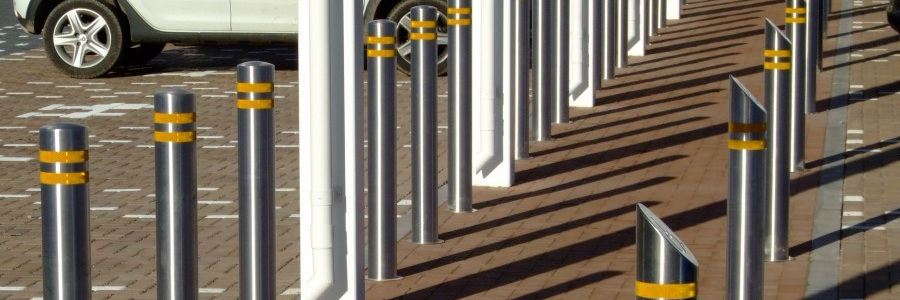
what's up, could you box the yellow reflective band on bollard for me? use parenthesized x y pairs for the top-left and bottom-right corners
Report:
(635, 281), (697, 299)
(155, 131), (196, 143)
(367, 49), (396, 57)
(786, 17), (807, 23)
(728, 122), (767, 133)
(447, 7), (471, 14)
(785, 7), (806, 13)
(237, 99), (274, 109)
(236, 82), (273, 93)
(154, 112), (195, 124)
(764, 62), (791, 70)
(39, 150), (87, 163)
(40, 171), (88, 185)
(448, 18), (472, 26)
(366, 36), (396, 45)
(764, 50), (791, 58)
(411, 32), (437, 40)
(728, 139), (766, 150)
(411, 20), (437, 28)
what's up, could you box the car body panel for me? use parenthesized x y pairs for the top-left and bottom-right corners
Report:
(231, 0), (297, 32)
(125, 0), (231, 31)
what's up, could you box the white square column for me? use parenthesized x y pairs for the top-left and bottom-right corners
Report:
(569, 0), (600, 107)
(627, 0), (648, 56)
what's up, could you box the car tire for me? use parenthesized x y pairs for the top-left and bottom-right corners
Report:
(122, 43), (166, 65)
(386, 0), (449, 76)
(42, 0), (126, 79)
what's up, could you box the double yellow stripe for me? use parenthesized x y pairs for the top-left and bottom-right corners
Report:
(155, 131), (196, 143)
(411, 20), (436, 28)
(236, 82), (273, 93)
(786, 7), (806, 23)
(764, 50), (790, 58)
(447, 7), (471, 14)
(729, 122), (766, 133)
(40, 171), (88, 185)
(635, 281), (697, 299)
(411, 32), (437, 40)
(154, 112), (195, 124)
(39, 150), (87, 163)
(237, 99), (274, 109)
(729, 139), (766, 150)
(764, 62), (791, 70)
(366, 36), (395, 45)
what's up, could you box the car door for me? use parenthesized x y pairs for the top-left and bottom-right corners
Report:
(230, 0), (297, 32)
(125, 0), (230, 31)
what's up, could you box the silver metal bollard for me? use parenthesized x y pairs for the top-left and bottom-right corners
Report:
(602, 0), (617, 80)
(532, 0), (552, 141)
(763, 20), (793, 263)
(448, 1), (476, 212)
(40, 123), (91, 300)
(236, 61), (276, 299)
(550, 0), (569, 124)
(155, 90), (199, 300)
(657, 0), (667, 30)
(616, 0), (629, 68)
(805, 0), (819, 114)
(787, 0), (807, 172)
(366, 20), (403, 281)
(635, 203), (699, 300)
(514, 0), (531, 159)
(648, 0), (658, 37)
(410, 5), (442, 244)
(726, 77), (766, 300)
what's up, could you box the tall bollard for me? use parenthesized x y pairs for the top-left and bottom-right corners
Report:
(40, 123), (91, 299)
(155, 90), (199, 300)
(448, 0), (475, 212)
(805, 0), (820, 114)
(514, 0), (531, 159)
(616, 0), (628, 68)
(550, 0), (569, 124)
(648, 0), (658, 37)
(532, 0), (552, 141)
(237, 61), (276, 299)
(366, 20), (402, 281)
(763, 20), (793, 263)
(656, 0), (667, 30)
(602, 0), (617, 80)
(635, 203), (699, 300)
(787, 0), (807, 172)
(726, 77), (766, 300)
(410, 5), (442, 244)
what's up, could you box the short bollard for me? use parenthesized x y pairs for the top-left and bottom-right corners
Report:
(550, 0), (569, 124)
(236, 61), (276, 299)
(514, 0), (531, 159)
(635, 203), (698, 300)
(763, 19), (792, 263)
(805, 0), (820, 114)
(532, 0), (552, 141)
(787, 0), (807, 172)
(602, 0), (617, 80)
(410, 5), (442, 244)
(616, 0), (628, 68)
(366, 20), (402, 281)
(448, 0), (476, 212)
(40, 123), (91, 299)
(155, 90), (199, 300)
(726, 77), (766, 300)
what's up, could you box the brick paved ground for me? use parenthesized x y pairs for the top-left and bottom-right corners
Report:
(0, 0), (896, 299)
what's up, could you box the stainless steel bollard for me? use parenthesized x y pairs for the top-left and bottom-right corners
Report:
(787, 0), (807, 172)
(236, 61), (276, 299)
(410, 5), (442, 244)
(616, 0), (628, 68)
(366, 20), (403, 281)
(514, 0), (531, 159)
(550, 0), (569, 124)
(532, 0), (552, 141)
(657, 0), (667, 30)
(155, 90), (199, 300)
(805, 0), (819, 114)
(648, 0), (658, 36)
(635, 203), (699, 300)
(602, 0), (617, 80)
(763, 20), (792, 263)
(40, 123), (91, 300)
(726, 77), (766, 300)
(448, 1), (476, 212)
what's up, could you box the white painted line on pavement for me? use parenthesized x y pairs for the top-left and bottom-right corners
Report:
(119, 126), (150, 130)
(92, 286), (126, 291)
(205, 215), (239, 219)
(0, 156), (33, 162)
(90, 207), (118, 211)
(0, 126), (27, 129)
(846, 139), (863, 144)
(5, 143), (37, 147)
(198, 200), (232, 205)
(841, 225), (885, 231)
(136, 145), (154, 148)
(289, 214), (300, 218)
(202, 145), (236, 149)
(276, 188), (296, 192)
(36, 95), (63, 99)
(198, 187), (219, 191)
(849, 85), (864, 89)
(842, 211), (863, 217)
(197, 136), (223, 139)
(123, 214), (156, 219)
(843, 195), (864, 202)
(275, 145), (300, 148)
(849, 148), (882, 153)
(0, 286), (26, 291)
(398, 199), (412, 206)
(281, 288), (301, 295)
(103, 188), (141, 192)
(0, 194), (30, 198)
(199, 288), (226, 293)
(846, 129), (864, 134)
(99, 140), (131, 143)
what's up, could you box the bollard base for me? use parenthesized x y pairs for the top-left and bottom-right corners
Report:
(411, 238), (445, 245)
(790, 164), (808, 173)
(449, 208), (477, 214)
(765, 256), (794, 262)
(365, 275), (403, 282)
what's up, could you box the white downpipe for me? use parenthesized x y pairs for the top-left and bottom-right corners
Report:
(302, 0), (334, 298)
(474, 0), (499, 173)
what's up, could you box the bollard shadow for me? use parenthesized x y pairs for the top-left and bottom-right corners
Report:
(542, 116), (709, 157)
(647, 28), (764, 54)
(597, 66), (761, 106)
(803, 138), (899, 170)
(554, 103), (713, 140)
(104, 45), (299, 78)
(625, 43), (744, 67)
(823, 50), (900, 72)
(822, 35), (899, 64)
(509, 270), (625, 300)
(620, 53), (739, 78)
(827, 5), (889, 22)
(790, 209), (900, 258)
(654, 24), (755, 44)
(606, 63), (735, 89)
(666, 11), (762, 28)
(680, 0), (782, 19)
(803, 260), (899, 298)
(826, 24), (891, 39)
(575, 89), (721, 122)
(813, 80), (900, 113)
(660, 17), (757, 35)
(518, 123), (728, 182)
(397, 199), (727, 299)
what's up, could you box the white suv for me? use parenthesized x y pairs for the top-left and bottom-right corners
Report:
(13, 0), (448, 78)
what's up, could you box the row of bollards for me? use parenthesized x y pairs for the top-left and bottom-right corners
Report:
(41, 62), (278, 299)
